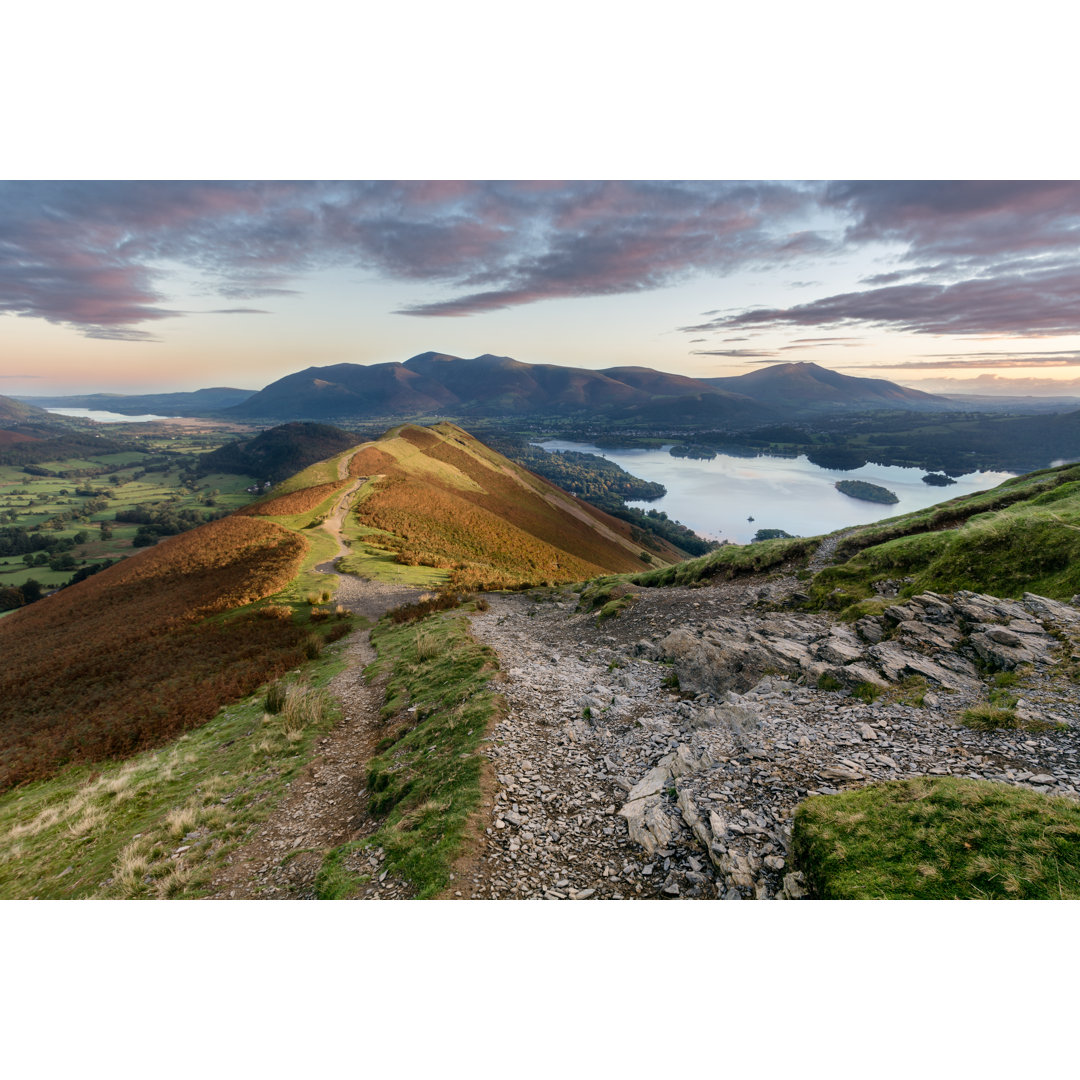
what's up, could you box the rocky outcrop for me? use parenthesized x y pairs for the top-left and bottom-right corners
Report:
(653, 590), (1072, 698)
(466, 584), (1080, 901)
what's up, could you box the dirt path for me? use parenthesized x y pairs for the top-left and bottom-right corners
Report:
(207, 453), (421, 899)
(807, 528), (858, 573)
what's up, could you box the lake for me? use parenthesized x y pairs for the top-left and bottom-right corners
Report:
(536, 440), (1016, 544)
(46, 408), (172, 423)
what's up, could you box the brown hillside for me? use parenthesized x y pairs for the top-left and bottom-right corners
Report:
(235, 480), (345, 517)
(0, 516), (310, 790)
(0, 430), (40, 445)
(342, 423), (682, 589)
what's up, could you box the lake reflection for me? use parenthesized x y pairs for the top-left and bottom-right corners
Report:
(536, 440), (1016, 544)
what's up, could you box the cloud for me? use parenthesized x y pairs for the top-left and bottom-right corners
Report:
(207, 307), (272, 315)
(779, 340), (864, 350)
(681, 182), (1080, 340)
(845, 355), (1080, 370)
(5, 179), (1080, 344)
(393, 181), (828, 317)
(825, 181), (1080, 262)
(81, 326), (162, 341)
(0, 180), (825, 337)
(687, 338), (707, 343)
(691, 348), (778, 358)
(904, 373), (1080, 394)
(788, 336), (863, 343)
(683, 264), (1080, 338)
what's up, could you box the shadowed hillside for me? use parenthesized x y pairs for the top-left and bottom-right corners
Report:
(201, 421), (360, 484)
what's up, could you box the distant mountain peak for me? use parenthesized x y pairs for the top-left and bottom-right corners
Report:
(706, 362), (946, 412)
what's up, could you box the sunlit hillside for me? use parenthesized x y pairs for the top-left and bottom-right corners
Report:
(338, 423), (685, 588)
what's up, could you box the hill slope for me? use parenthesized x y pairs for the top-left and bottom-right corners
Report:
(0, 394), (50, 423)
(0, 516), (315, 790)
(200, 422), (360, 484)
(708, 362), (947, 413)
(240, 422), (687, 589)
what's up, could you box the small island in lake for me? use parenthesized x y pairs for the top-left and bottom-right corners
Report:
(835, 479), (899, 504)
(922, 472), (957, 487)
(669, 444), (717, 460)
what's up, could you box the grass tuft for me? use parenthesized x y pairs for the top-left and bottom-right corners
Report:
(792, 776), (1080, 899)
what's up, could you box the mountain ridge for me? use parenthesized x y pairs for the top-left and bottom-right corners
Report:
(707, 361), (945, 412)
(225, 353), (950, 422)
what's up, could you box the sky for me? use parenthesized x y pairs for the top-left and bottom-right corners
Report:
(3, 180), (1080, 397)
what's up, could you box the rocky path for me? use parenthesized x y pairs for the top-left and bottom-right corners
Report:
(464, 579), (1080, 900)
(807, 528), (857, 573)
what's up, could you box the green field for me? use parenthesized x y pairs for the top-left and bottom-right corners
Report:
(0, 451), (257, 591)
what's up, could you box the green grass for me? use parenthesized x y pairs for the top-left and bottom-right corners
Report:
(0, 645), (349, 899)
(883, 674), (928, 708)
(315, 604), (501, 899)
(791, 776), (1080, 899)
(628, 535), (816, 588)
(850, 681), (884, 704)
(806, 469), (1080, 613)
(596, 595), (635, 623)
(256, 515), (342, 605)
(338, 542), (450, 587)
(833, 464), (1080, 561)
(260, 454), (346, 497)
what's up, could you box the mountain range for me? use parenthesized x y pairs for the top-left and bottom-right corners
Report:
(222, 355), (950, 423)
(10, 359), (958, 426)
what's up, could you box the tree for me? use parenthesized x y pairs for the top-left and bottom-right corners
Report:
(20, 579), (43, 604)
(0, 587), (23, 611)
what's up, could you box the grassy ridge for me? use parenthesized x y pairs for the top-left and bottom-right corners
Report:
(833, 464), (1080, 561)
(316, 604), (500, 899)
(807, 464), (1080, 612)
(792, 777), (1080, 899)
(628, 535), (816, 588)
(236, 480), (345, 518)
(345, 424), (680, 590)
